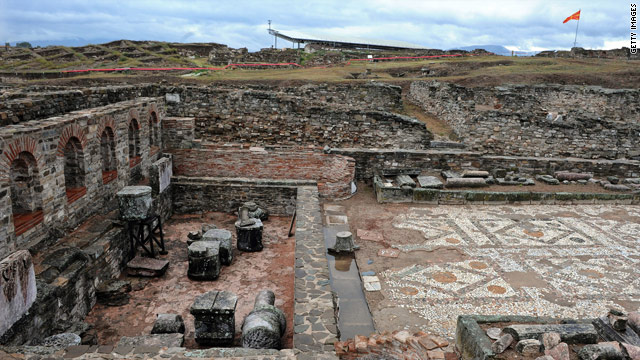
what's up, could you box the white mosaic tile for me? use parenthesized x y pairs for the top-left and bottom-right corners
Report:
(378, 204), (640, 339)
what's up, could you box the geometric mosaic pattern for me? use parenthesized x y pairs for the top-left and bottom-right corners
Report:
(383, 205), (640, 338)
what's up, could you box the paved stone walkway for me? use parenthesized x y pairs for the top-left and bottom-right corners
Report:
(378, 205), (640, 338)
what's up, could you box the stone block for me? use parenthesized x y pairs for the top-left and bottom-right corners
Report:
(516, 339), (541, 355)
(462, 170), (490, 178)
(117, 333), (184, 348)
(188, 241), (221, 280)
(240, 201), (269, 221)
(396, 175), (416, 188)
(151, 314), (185, 334)
(126, 256), (169, 277)
(446, 177), (488, 188)
(42, 333), (82, 348)
(190, 290), (238, 346)
(203, 229), (233, 266)
(554, 172), (592, 181)
(235, 218), (263, 252)
(417, 175), (443, 189)
(604, 184), (631, 192)
(0, 250), (37, 338)
(96, 280), (132, 306)
(116, 186), (153, 221)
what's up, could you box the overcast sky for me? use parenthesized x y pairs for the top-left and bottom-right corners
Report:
(0, 0), (632, 51)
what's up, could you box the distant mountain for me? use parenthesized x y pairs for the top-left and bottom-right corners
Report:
(449, 45), (540, 57)
(12, 38), (117, 48)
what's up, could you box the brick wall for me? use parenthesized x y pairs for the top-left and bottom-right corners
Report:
(169, 148), (356, 199)
(0, 97), (165, 260)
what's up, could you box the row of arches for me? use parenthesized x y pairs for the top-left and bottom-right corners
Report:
(8, 111), (160, 236)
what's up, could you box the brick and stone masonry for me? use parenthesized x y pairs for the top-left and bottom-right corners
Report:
(0, 97), (164, 260)
(169, 148), (356, 199)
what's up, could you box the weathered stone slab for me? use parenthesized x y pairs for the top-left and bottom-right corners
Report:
(578, 343), (624, 360)
(203, 229), (233, 266)
(594, 316), (640, 346)
(151, 314), (185, 334)
(537, 175), (560, 185)
(96, 280), (132, 306)
(42, 333), (81, 348)
(441, 170), (460, 179)
(555, 172), (592, 181)
(604, 184), (631, 192)
(396, 175), (416, 188)
(503, 324), (598, 344)
(116, 186), (152, 221)
(0, 250), (37, 338)
(462, 170), (490, 178)
(417, 175), (444, 189)
(117, 333), (184, 348)
(126, 256), (169, 277)
(446, 177), (488, 188)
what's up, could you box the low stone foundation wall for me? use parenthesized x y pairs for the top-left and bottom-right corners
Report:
(374, 176), (639, 205)
(170, 148), (355, 199)
(332, 148), (640, 181)
(171, 176), (305, 216)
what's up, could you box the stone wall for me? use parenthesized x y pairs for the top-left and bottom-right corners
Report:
(0, 98), (165, 260)
(0, 85), (157, 126)
(409, 81), (640, 159)
(172, 176), (304, 216)
(165, 82), (432, 149)
(161, 117), (195, 149)
(331, 148), (640, 181)
(0, 250), (36, 338)
(169, 148), (356, 199)
(0, 226), (129, 345)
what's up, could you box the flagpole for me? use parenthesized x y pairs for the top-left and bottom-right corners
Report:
(573, 9), (580, 48)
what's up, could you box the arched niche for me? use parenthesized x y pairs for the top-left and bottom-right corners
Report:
(128, 118), (141, 167)
(63, 136), (87, 203)
(10, 151), (44, 235)
(100, 126), (117, 184)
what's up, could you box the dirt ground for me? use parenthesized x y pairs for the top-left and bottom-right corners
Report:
(84, 212), (295, 348)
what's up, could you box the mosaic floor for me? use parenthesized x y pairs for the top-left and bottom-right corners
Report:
(376, 205), (640, 338)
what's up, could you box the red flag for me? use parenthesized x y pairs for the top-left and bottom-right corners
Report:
(563, 10), (581, 23)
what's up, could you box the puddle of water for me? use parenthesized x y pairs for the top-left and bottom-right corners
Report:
(323, 226), (375, 340)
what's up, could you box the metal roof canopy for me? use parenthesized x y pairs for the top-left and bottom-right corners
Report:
(268, 29), (429, 50)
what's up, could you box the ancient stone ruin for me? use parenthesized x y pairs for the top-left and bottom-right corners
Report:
(0, 63), (639, 360)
